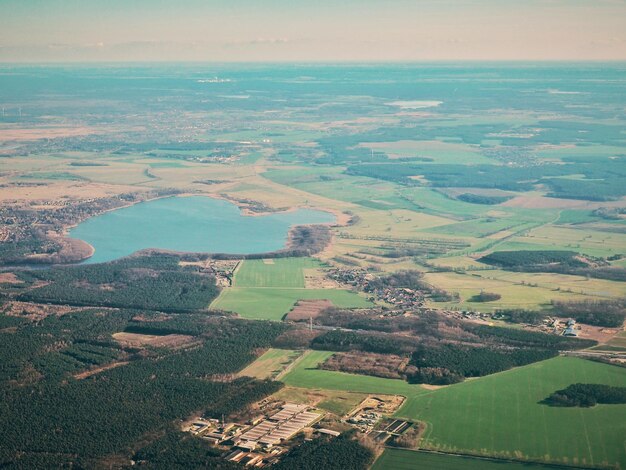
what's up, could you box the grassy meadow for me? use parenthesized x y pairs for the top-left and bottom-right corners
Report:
(280, 350), (427, 396)
(211, 256), (371, 320)
(211, 287), (370, 320)
(233, 258), (324, 288)
(397, 357), (626, 468)
(372, 449), (572, 470)
(237, 348), (303, 380)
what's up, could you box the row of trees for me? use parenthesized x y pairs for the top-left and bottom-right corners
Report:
(552, 299), (626, 328)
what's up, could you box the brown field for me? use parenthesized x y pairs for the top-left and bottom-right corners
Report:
(0, 126), (99, 141)
(112, 332), (199, 349)
(303, 268), (340, 289)
(577, 324), (622, 344)
(441, 187), (516, 197)
(0, 273), (21, 284)
(285, 299), (333, 321)
(320, 352), (410, 381)
(502, 195), (591, 209)
(0, 181), (143, 202)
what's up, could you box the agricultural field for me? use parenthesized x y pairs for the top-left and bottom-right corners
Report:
(422, 271), (597, 311)
(593, 330), (626, 352)
(1, 63), (626, 469)
(234, 258), (325, 288)
(237, 348), (303, 380)
(210, 287), (371, 321)
(211, 256), (371, 320)
(397, 357), (626, 468)
(372, 449), (572, 470)
(499, 226), (626, 259)
(281, 350), (427, 397)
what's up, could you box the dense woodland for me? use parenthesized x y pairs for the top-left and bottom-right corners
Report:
(310, 309), (594, 384)
(552, 299), (626, 328)
(345, 155), (626, 201)
(16, 254), (220, 312)
(272, 433), (374, 470)
(133, 429), (238, 469)
(542, 383), (626, 407)
(479, 250), (587, 268)
(0, 311), (288, 466)
(478, 250), (626, 282)
(408, 343), (556, 384)
(456, 193), (513, 205)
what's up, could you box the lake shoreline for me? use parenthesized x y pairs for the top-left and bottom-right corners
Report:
(68, 194), (338, 264)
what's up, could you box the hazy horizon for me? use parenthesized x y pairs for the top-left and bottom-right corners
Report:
(1, 0), (625, 63)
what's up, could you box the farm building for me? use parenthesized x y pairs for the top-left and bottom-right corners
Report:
(236, 403), (322, 449)
(563, 326), (578, 337)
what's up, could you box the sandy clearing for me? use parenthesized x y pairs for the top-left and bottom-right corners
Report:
(0, 273), (21, 284)
(112, 332), (199, 349)
(74, 361), (129, 380)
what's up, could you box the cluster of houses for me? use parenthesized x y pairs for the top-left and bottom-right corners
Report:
(326, 268), (425, 310)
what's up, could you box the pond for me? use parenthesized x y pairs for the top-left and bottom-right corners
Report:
(69, 196), (336, 264)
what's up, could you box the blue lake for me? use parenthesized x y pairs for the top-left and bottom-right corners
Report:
(70, 196), (336, 264)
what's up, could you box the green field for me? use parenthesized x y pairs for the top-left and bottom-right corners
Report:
(211, 256), (371, 320)
(237, 348), (302, 380)
(280, 352), (626, 467)
(396, 357), (626, 468)
(280, 350), (427, 396)
(373, 449), (573, 470)
(234, 257), (324, 288)
(211, 287), (371, 320)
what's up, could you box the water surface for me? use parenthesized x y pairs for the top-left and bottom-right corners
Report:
(70, 196), (335, 264)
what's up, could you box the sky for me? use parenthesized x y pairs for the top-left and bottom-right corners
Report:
(1, 0), (625, 62)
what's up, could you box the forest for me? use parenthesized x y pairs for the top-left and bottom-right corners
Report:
(456, 193), (513, 205)
(408, 343), (557, 384)
(345, 155), (626, 201)
(478, 250), (586, 268)
(308, 311), (594, 384)
(542, 383), (626, 407)
(478, 250), (626, 281)
(132, 429), (238, 469)
(16, 254), (220, 312)
(0, 311), (288, 465)
(272, 433), (374, 470)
